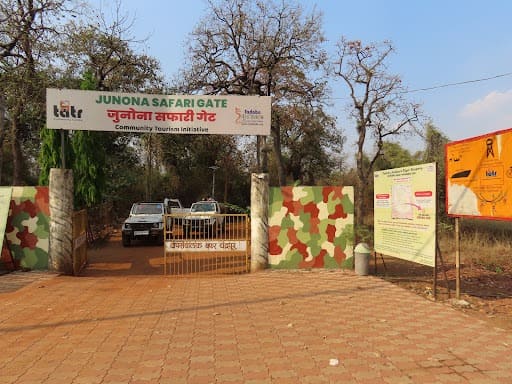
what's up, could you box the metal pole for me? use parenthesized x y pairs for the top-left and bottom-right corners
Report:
(60, 130), (66, 169)
(455, 217), (461, 299)
(209, 166), (219, 199)
(433, 162), (438, 300)
(212, 169), (215, 198)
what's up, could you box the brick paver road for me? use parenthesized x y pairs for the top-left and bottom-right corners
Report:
(1, 239), (511, 383)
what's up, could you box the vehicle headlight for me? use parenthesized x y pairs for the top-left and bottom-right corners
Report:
(153, 222), (162, 229)
(124, 223), (131, 230)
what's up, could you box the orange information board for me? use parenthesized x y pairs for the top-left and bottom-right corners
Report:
(445, 128), (512, 220)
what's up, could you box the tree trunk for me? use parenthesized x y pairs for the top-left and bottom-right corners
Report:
(271, 125), (286, 186)
(256, 136), (261, 171)
(0, 96), (4, 185)
(223, 170), (228, 203)
(355, 124), (367, 227)
(355, 177), (365, 228)
(11, 109), (24, 185)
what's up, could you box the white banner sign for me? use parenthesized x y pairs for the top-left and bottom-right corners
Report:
(46, 88), (271, 136)
(374, 162), (437, 267)
(165, 240), (247, 252)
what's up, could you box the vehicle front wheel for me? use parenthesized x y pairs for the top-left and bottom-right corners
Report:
(122, 234), (131, 247)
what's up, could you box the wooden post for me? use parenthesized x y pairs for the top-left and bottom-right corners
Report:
(433, 162), (438, 300)
(49, 168), (74, 275)
(250, 173), (269, 272)
(455, 217), (461, 299)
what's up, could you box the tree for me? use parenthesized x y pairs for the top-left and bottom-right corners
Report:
(40, 4), (165, 210)
(38, 127), (66, 185)
(421, 122), (450, 218)
(279, 103), (344, 185)
(0, 0), (70, 184)
(182, 0), (328, 184)
(373, 141), (420, 171)
(60, 14), (164, 93)
(156, 133), (248, 206)
(332, 38), (423, 226)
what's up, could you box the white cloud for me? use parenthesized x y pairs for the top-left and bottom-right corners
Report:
(459, 90), (512, 118)
(453, 90), (512, 139)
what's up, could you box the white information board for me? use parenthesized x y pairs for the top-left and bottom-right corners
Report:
(374, 163), (437, 267)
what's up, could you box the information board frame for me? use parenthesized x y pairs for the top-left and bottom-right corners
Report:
(445, 127), (512, 221)
(46, 88), (271, 136)
(374, 162), (437, 267)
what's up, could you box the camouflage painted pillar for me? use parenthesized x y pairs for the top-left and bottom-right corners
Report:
(49, 168), (74, 275)
(251, 173), (269, 271)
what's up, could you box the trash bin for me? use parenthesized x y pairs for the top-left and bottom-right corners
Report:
(354, 242), (371, 276)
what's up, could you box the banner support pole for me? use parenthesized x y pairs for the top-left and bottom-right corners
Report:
(455, 217), (461, 299)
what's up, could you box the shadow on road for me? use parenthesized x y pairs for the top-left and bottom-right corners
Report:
(84, 231), (165, 276)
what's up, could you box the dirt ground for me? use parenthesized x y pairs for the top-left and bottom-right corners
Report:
(373, 254), (512, 331)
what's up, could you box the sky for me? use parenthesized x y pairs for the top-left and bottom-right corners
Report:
(91, 0), (512, 151)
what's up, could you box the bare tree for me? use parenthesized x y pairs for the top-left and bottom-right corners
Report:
(181, 0), (327, 184)
(332, 38), (422, 227)
(59, 2), (164, 93)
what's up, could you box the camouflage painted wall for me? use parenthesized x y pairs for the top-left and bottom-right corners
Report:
(269, 186), (354, 269)
(4, 187), (50, 270)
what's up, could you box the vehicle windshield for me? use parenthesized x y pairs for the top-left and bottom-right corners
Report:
(191, 202), (216, 212)
(132, 204), (162, 215)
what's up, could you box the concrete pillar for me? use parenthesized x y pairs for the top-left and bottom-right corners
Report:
(250, 173), (269, 272)
(49, 168), (74, 275)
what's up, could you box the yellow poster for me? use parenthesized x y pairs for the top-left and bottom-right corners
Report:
(374, 163), (437, 267)
(446, 128), (512, 220)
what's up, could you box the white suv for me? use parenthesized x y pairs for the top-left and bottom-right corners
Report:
(121, 202), (165, 246)
(182, 200), (224, 237)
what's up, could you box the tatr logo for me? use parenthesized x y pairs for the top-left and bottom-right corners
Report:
(53, 100), (83, 119)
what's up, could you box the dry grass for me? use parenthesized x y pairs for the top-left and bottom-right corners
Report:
(438, 218), (512, 273)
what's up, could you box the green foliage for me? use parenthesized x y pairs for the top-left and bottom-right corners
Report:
(102, 135), (146, 217)
(421, 122), (450, 219)
(38, 128), (73, 185)
(221, 203), (250, 214)
(80, 70), (98, 91)
(354, 224), (373, 245)
(70, 72), (107, 208)
(72, 131), (106, 208)
(278, 104), (345, 185)
(374, 141), (420, 171)
(38, 128), (60, 186)
(156, 134), (252, 207)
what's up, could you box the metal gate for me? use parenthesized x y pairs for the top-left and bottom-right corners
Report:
(163, 214), (250, 275)
(72, 209), (88, 275)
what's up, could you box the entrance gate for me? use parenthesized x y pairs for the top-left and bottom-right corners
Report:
(164, 214), (250, 275)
